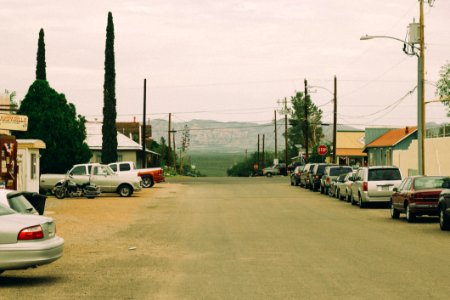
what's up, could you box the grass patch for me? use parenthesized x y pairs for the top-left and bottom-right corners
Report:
(187, 151), (246, 177)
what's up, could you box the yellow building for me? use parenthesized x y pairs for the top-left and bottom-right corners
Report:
(335, 130), (367, 167)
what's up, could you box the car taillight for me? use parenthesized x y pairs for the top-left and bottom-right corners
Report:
(363, 182), (368, 192)
(18, 225), (44, 240)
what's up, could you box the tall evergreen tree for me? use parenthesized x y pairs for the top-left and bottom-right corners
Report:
(36, 28), (46, 80)
(101, 12), (118, 164)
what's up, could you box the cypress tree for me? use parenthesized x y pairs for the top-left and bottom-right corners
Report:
(36, 28), (46, 80)
(101, 12), (118, 163)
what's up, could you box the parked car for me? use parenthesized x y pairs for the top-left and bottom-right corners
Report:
(320, 166), (353, 195)
(299, 163), (314, 188)
(310, 163), (335, 192)
(290, 165), (305, 186)
(438, 187), (450, 230)
(262, 163), (286, 177)
(0, 190), (47, 215)
(350, 166), (403, 208)
(390, 176), (450, 222)
(335, 171), (356, 202)
(0, 203), (64, 275)
(108, 161), (165, 188)
(40, 163), (142, 197)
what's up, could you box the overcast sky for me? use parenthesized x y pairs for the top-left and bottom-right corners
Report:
(1, 0), (449, 129)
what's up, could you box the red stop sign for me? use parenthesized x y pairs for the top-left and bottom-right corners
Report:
(317, 145), (328, 156)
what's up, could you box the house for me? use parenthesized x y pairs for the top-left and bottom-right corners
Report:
(363, 126), (417, 167)
(335, 130), (367, 167)
(85, 121), (159, 168)
(17, 139), (46, 193)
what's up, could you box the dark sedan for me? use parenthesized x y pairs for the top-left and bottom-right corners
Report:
(390, 176), (450, 222)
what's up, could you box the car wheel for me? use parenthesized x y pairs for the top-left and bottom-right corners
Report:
(439, 206), (450, 231)
(54, 187), (66, 199)
(406, 204), (416, 223)
(118, 184), (133, 197)
(337, 189), (341, 200)
(290, 178), (294, 186)
(320, 186), (324, 194)
(266, 172), (272, 178)
(390, 201), (400, 219)
(350, 193), (356, 205)
(359, 195), (365, 209)
(141, 176), (154, 188)
(295, 180), (299, 186)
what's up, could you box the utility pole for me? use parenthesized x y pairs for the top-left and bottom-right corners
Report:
(167, 113), (171, 168)
(304, 79), (309, 162)
(141, 78), (147, 168)
(262, 134), (265, 169)
(284, 97), (288, 167)
(257, 134), (260, 169)
(333, 75), (337, 164)
(418, 0), (426, 175)
(172, 128), (176, 172)
(274, 110), (278, 159)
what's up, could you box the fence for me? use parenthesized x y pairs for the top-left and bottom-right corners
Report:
(426, 123), (450, 138)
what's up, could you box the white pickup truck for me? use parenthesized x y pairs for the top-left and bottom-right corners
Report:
(40, 163), (142, 197)
(108, 161), (165, 188)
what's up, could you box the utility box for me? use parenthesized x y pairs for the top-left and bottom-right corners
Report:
(408, 22), (420, 44)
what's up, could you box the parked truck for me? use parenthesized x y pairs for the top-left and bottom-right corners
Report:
(108, 161), (165, 188)
(40, 163), (142, 197)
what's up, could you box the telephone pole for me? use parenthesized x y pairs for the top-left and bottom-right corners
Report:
(172, 128), (176, 172)
(167, 113), (171, 168)
(304, 79), (309, 162)
(257, 134), (260, 168)
(262, 134), (265, 169)
(141, 78), (147, 168)
(284, 97), (288, 167)
(332, 75), (337, 164)
(274, 110), (278, 159)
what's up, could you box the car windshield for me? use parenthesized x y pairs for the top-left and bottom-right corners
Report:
(368, 168), (401, 181)
(0, 203), (15, 216)
(414, 177), (450, 190)
(330, 167), (352, 176)
(7, 193), (38, 214)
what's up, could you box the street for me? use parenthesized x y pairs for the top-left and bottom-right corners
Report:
(1, 176), (450, 299)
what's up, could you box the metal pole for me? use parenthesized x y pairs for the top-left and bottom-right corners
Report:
(333, 76), (337, 164)
(142, 78), (147, 168)
(284, 97), (288, 167)
(257, 134), (260, 169)
(262, 134), (265, 169)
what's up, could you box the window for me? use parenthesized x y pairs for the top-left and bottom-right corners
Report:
(71, 166), (86, 175)
(119, 163), (131, 172)
(386, 149), (391, 166)
(368, 168), (402, 181)
(31, 153), (37, 179)
(109, 164), (117, 172)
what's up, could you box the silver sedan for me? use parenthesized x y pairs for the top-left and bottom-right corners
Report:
(0, 204), (64, 274)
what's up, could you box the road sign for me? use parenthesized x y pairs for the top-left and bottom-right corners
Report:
(317, 145), (328, 156)
(0, 114), (28, 131)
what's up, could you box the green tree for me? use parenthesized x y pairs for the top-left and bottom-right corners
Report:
(15, 80), (91, 173)
(287, 91), (324, 161)
(101, 12), (118, 164)
(436, 62), (450, 116)
(36, 28), (46, 81)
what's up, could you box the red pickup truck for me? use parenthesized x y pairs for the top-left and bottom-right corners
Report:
(108, 162), (165, 188)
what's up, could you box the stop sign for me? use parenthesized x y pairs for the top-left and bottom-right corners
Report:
(317, 145), (328, 156)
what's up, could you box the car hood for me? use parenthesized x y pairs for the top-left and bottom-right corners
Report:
(0, 214), (54, 244)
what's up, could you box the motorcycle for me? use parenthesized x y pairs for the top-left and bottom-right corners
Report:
(53, 174), (101, 199)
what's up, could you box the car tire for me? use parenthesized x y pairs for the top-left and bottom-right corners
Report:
(266, 173), (272, 178)
(390, 201), (400, 219)
(141, 176), (154, 188)
(290, 179), (294, 186)
(406, 204), (416, 223)
(358, 195), (365, 209)
(118, 184), (133, 197)
(320, 186), (324, 194)
(439, 206), (450, 231)
(337, 189), (342, 200)
(295, 180), (299, 186)
(350, 193), (356, 205)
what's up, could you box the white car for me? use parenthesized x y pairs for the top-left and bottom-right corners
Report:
(0, 203), (64, 274)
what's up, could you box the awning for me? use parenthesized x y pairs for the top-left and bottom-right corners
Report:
(336, 148), (367, 157)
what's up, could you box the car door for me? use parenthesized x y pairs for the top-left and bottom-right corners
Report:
(91, 165), (114, 192)
(393, 178), (411, 211)
(71, 165), (90, 185)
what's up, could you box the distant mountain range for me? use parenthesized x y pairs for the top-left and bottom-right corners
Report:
(149, 119), (361, 153)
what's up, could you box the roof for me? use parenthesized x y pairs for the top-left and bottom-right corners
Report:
(365, 126), (417, 149)
(336, 148), (367, 157)
(85, 122), (159, 155)
(17, 139), (46, 149)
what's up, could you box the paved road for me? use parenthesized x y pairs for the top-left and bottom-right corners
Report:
(1, 177), (450, 299)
